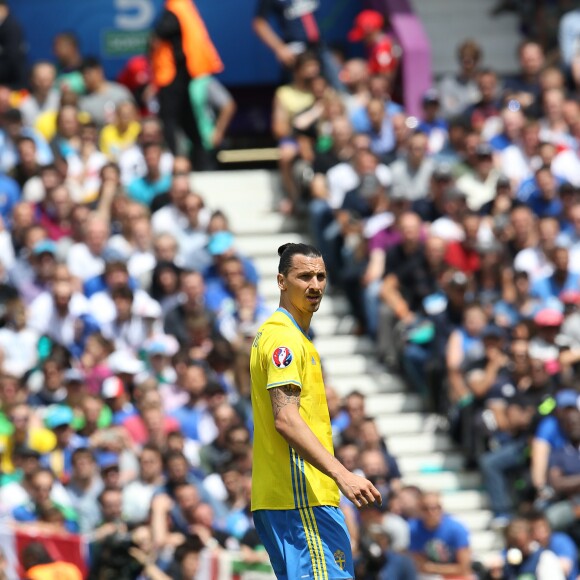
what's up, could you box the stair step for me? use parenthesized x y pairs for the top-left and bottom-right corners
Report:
(398, 452), (465, 474)
(237, 233), (305, 258)
(195, 170), (278, 209)
(403, 471), (482, 492)
(455, 510), (493, 532)
(230, 213), (298, 236)
(365, 393), (423, 415)
(375, 413), (431, 436)
(317, 354), (374, 376)
(441, 490), (489, 512)
(387, 432), (454, 455)
(329, 375), (401, 398)
(311, 315), (358, 337)
(471, 530), (503, 553)
(315, 335), (375, 357)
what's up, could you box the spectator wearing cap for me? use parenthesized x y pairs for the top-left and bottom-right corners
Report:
(546, 395), (580, 532)
(433, 116), (469, 168)
(530, 240), (579, 302)
(143, 334), (180, 385)
(455, 143), (500, 211)
(66, 447), (104, 533)
(78, 57), (133, 128)
(438, 39), (483, 119)
(482, 354), (557, 526)
(203, 230), (258, 287)
(101, 375), (137, 425)
(42, 405), (87, 482)
(348, 10), (400, 79)
(408, 491), (472, 578)
(12, 467), (79, 533)
(517, 166), (564, 219)
(417, 89), (448, 154)
(389, 132), (435, 201)
(84, 247), (135, 298)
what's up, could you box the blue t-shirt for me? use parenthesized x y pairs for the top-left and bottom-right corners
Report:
(379, 550), (417, 580)
(535, 415), (567, 449)
(550, 532), (578, 580)
(549, 442), (580, 476)
(409, 515), (470, 563)
(350, 101), (404, 134)
(0, 173), (20, 225)
(12, 503), (79, 533)
(170, 406), (201, 441)
(489, 133), (512, 152)
(127, 173), (171, 206)
(531, 272), (580, 302)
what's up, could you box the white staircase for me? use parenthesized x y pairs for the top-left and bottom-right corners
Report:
(411, 0), (520, 76)
(192, 169), (501, 559)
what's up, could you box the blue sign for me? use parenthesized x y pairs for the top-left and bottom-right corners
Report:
(10, 0), (359, 86)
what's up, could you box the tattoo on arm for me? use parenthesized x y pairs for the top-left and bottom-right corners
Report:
(270, 385), (301, 418)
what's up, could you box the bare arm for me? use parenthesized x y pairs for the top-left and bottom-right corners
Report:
(252, 17), (295, 67)
(270, 385), (382, 508)
(549, 466), (580, 496)
(530, 438), (552, 489)
(380, 274), (412, 322)
(272, 94), (291, 140)
(213, 97), (237, 148)
(150, 493), (172, 549)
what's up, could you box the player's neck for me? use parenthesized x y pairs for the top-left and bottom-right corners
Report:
(278, 302), (312, 336)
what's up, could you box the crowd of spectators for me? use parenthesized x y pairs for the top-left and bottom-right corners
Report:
(2, 0), (580, 579)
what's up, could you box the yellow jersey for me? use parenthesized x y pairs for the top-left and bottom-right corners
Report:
(250, 308), (340, 511)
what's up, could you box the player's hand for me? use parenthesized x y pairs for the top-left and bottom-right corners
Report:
(336, 471), (382, 509)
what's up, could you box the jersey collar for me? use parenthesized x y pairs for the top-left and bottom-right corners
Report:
(276, 307), (311, 340)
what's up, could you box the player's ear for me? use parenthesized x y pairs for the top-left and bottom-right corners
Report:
(277, 273), (286, 291)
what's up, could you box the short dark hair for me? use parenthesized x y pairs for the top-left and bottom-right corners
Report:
(277, 243), (322, 276)
(111, 285), (134, 301)
(80, 56), (102, 72)
(174, 536), (204, 562)
(72, 447), (95, 465)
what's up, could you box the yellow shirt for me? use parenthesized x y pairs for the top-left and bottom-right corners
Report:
(0, 428), (56, 473)
(275, 85), (315, 120)
(250, 308), (339, 511)
(99, 121), (141, 160)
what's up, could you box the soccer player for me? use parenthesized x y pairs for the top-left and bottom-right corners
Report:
(250, 243), (382, 579)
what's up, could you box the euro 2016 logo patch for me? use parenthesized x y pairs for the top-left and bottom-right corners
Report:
(272, 347), (293, 368)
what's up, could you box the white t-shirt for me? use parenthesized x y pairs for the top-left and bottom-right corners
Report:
(119, 146), (174, 186)
(89, 288), (160, 326)
(326, 163), (392, 210)
(66, 243), (105, 281)
(0, 327), (39, 377)
(28, 291), (90, 346)
(551, 149), (580, 187)
(514, 247), (553, 282)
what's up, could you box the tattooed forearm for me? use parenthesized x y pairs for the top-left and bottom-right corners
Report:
(270, 384), (301, 418)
